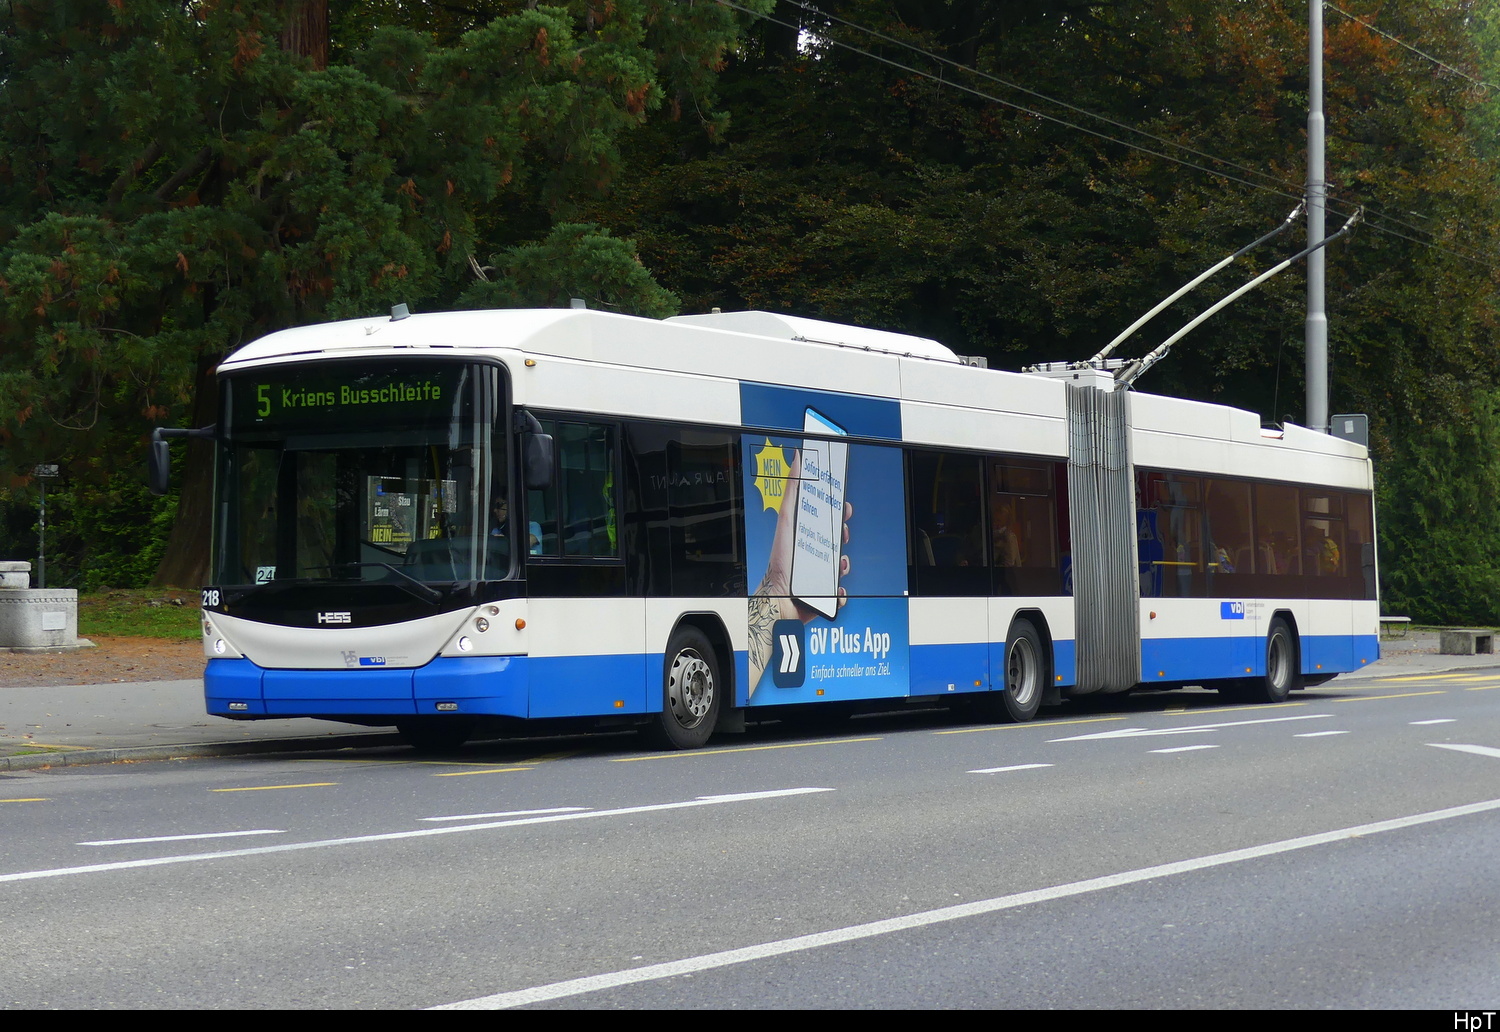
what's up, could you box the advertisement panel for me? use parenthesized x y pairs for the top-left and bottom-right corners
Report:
(741, 386), (910, 706)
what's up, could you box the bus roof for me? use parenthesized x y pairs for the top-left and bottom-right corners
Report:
(217, 307), (1368, 483)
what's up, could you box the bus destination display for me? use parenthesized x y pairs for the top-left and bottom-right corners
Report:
(228, 365), (464, 433)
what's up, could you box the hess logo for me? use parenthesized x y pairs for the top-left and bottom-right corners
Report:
(317, 611), (352, 624)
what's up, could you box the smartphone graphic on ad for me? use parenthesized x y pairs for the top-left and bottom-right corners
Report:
(790, 407), (849, 620)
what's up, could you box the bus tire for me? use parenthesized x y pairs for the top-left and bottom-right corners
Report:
(1250, 617), (1301, 704)
(396, 717), (475, 752)
(646, 627), (722, 750)
(980, 618), (1045, 723)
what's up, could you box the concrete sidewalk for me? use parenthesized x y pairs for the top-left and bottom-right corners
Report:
(0, 678), (397, 770)
(0, 630), (1494, 770)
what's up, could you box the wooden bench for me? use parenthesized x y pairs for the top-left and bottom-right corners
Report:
(1379, 616), (1411, 640)
(1439, 628), (1495, 655)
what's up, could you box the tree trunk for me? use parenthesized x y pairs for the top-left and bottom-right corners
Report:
(280, 0), (329, 70)
(149, 3), (330, 589)
(148, 350), (218, 589)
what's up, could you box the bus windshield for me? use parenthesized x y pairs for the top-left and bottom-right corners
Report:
(213, 361), (510, 602)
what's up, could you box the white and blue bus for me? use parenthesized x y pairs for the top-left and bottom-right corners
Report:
(163, 307), (1379, 749)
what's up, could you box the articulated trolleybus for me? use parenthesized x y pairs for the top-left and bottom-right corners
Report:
(171, 307), (1378, 750)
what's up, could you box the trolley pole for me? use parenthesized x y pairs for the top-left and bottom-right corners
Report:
(1306, 0), (1329, 434)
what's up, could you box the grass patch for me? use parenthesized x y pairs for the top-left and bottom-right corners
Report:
(78, 589), (201, 640)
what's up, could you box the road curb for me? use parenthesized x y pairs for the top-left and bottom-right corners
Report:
(0, 732), (401, 771)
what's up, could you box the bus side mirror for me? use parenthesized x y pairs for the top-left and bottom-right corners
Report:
(147, 425), (215, 496)
(513, 408), (553, 491)
(524, 433), (554, 490)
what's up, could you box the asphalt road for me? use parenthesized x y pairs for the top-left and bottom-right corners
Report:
(1, 671), (1498, 1009)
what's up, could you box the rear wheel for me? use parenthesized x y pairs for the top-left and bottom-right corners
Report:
(1246, 617), (1301, 703)
(645, 627), (722, 749)
(978, 619), (1045, 722)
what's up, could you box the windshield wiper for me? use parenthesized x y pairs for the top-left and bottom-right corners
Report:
(332, 562), (445, 604)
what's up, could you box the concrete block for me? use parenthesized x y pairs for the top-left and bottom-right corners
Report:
(0, 589), (82, 649)
(1439, 628), (1495, 656)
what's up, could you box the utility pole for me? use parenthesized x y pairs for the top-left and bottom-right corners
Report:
(1306, 0), (1328, 433)
(34, 463), (58, 589)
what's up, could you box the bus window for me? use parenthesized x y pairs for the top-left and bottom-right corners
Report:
(546, 421), (617, 558)
(1346, 492), (1376, 600)
(990, 458), (1062, 596)
(1302, 491), (1344, 577)
(1202, 478), (1253, 590)
(908, 450), (987, 596)
(1254, 482), (1302, 577)
(667, 431), (745, 596)
(1139, 471), (1202, 598)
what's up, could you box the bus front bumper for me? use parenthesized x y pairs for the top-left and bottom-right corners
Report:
(205, 655), (527, 719)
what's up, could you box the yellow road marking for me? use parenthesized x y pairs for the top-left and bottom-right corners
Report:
(299, 750), (580, 768)
(432, 767), (535, 777)
(1182, 701), (1307, 714)
(1334, 690), (1446, 702)
(613, 737), (884, 760)
(0, 798), (48, 803)
(1465, 684), (1500, 691)
(212, 782), (338, 792)
(1376, 673), (1487, 683)
(936, 715), (1124, 735)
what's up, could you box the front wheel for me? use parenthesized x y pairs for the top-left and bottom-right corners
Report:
(645, 627), (722, 749)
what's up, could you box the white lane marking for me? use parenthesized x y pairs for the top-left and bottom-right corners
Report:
(0, 788), (832, 885)
(421, 807), (588, 823)
(1050, 713), (1331, 742)
(436, 796), (1500, 1010)
(968, 764), (1053, 775)
(79, 830), (285, 847)
(1149, 745), (1218, 754)
(1412, 719), (1456, 726)
(1294, 731), (1350, 738)
(1431, 744), (1500, 760)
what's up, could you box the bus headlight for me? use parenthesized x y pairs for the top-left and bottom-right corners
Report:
(474, 617), (489, 633)
(456, 636), (473, 652)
